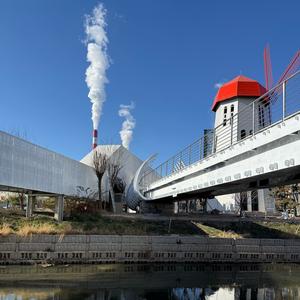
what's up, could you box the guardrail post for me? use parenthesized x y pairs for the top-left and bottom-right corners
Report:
(230, 116), (233, 145)
(252, 101), (255, 135)
(199, 137), (202, 160)
(179, 151), (183, 169)
(282, 80), (286, 120)
(172, 157), (175, 173)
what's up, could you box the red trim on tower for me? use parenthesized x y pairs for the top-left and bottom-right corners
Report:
(212, 75), (266, 112)
(93, 129), (98, 138)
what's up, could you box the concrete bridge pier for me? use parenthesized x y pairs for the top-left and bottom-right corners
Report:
(54, 195), (64, 222)
(26, 193), (33, 218)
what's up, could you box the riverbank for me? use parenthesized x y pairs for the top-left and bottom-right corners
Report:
(2, 209), (300, 238)
(0, 209), (200, 236)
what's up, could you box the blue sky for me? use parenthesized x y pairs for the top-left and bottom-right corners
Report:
(0, 0), (299, 163)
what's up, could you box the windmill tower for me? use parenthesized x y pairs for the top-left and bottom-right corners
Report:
(210, 75), (271, 212)
(212, 75), (267, 152)
(207, 45), (300, 213)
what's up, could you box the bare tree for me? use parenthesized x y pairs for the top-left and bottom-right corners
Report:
(272, 184), (300, 214)
(93, 151), (108, 208)
(234, 192), (248, 217)
(114, 177), (126, 194)
(76, 186), (96, 200)
(106, 148), (125, 213)
(18, 192), (25, 210)
(64, 186), (97, 217)
(107, 162), (123, 190)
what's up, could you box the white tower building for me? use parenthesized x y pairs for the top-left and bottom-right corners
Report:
(207, 75), (275, 213)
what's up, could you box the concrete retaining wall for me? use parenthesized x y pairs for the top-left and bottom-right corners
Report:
(0, 235), (300, 264)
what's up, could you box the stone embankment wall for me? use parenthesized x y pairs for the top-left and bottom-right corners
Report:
(0, 235), (300, 264)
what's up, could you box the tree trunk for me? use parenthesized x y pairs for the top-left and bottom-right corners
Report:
(97, 176), (102, 210)
(108, 181), (116, 214)
(19, 193), (25, 210)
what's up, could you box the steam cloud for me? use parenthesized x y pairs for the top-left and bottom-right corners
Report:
(85, 4), (109, 130)
(118, 103), (136, 149)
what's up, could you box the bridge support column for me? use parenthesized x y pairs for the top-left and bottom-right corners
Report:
(259, 188), (275, 213)
(54, 195), (64, 222)
(258, 189), (266, 212)
(140, 201), (175, 215)
(26, 193), (33, 218)
(247, 191), (252, 212)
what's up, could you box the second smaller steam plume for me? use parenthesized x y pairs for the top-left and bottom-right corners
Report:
(118, 103), (136, 149)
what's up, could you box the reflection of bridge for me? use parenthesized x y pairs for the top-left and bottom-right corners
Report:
(129, 72), (300, 210)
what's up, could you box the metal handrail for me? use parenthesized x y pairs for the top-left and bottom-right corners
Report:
(141, 71), (300, 188)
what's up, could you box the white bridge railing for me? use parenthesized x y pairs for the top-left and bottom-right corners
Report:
(141, 71), (300, 188)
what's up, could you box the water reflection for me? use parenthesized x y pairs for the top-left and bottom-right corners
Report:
(0, 264), (300, 299)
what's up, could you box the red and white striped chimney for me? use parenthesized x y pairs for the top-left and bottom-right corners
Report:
(92, 129), (98, 149)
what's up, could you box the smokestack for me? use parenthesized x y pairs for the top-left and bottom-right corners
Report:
(92, 129), (98, 149)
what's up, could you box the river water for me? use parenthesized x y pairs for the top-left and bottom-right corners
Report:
(1, 263), (300, 299)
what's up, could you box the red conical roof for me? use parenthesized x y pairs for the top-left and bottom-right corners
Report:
(212, 75), (266, 111)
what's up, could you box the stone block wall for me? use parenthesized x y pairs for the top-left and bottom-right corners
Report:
(0, 235), (300, 264)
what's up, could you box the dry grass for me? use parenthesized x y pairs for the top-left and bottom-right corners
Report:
(2, 211), (300, 238)
(0, 211), (201, 236)
(0, 223), (13, 236)
(16, 222), (86, 236)
(193, 222), (242, 239)
(16, 223), (58, 236)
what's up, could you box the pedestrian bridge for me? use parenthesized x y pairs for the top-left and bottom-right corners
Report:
(0, 131), (97, 197)
(128, 71), (300, 208)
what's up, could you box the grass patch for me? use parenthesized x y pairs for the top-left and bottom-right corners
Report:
(199, 221), (300, 239)
(0, 223), (13, 236)
(2, 208), (300, 238)
(0, 210), (201, 236)
(194, 222), (242, 238)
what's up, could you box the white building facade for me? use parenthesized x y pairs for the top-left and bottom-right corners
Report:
(81, 145), (143, 211)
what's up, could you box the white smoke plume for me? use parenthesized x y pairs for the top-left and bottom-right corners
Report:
(118, 102), (136, 149)
(85, 3), (109, 130)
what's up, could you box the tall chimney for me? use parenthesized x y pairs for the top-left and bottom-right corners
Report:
(92, 129), (98, 149)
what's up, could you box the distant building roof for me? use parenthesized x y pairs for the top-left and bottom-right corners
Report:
(211, 75), (266, 112)
(80, 145), (121, 166)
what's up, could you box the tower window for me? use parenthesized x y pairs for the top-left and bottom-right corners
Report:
(241, 129), (246, 139)
(230, 104), (234, 112)
(223, 106), (227, 126)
